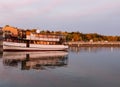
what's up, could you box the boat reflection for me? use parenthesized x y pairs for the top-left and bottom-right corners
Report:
(3, 51), (68, 70)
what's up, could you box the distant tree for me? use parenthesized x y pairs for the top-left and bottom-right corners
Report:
(40, 30), (46, 34)
(31, 29), (37, 33)
(5, 25), (10, 27)
(46, 30), (50, 34)
(66, 33), (72, 41)
(86, 34), (92, 40)
(55, 31), (62, 35)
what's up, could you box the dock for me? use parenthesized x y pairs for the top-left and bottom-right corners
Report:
(64, 41), (120, 47)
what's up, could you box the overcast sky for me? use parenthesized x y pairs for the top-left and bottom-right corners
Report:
(0, 0), (120, 35)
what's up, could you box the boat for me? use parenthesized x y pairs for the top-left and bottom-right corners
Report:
(2, 26), (68, 51)
(3, 41), (68, 51)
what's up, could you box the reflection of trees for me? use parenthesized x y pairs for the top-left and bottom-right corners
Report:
(69, 47), (98, 53)
(69, 47), (119, 53)
(3, 53), (68, 70)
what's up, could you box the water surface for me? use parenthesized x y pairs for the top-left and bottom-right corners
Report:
(0, 47), (120, 87)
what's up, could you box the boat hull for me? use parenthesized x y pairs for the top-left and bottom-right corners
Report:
(3, 42), (68, 51)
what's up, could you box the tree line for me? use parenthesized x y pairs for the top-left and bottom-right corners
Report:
(3, 25), (120, 42)
(37, 30), (120, 42)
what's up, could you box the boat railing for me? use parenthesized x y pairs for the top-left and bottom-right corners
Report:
(26, 36), (60, 41)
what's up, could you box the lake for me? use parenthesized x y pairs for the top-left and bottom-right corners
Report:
(0, 47), (120, 87)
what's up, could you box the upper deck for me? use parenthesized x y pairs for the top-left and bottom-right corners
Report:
(26, 33), (60, 41)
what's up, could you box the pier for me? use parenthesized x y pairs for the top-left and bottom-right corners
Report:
(64, 41), (120, 47)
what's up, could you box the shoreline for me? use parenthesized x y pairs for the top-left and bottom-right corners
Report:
(65, 42), (120, 47)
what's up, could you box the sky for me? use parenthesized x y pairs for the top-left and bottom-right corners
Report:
(0, 0), (120, 35)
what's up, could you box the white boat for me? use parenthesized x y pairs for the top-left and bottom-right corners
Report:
(3, 41), (68, 51)
(2, 29), (68, 51)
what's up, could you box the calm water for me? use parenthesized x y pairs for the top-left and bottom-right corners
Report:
(0, 47), (120, 87)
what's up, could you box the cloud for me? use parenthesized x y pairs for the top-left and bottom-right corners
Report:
(1, 0), (120, 20)
(0, 0), (120, 35)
